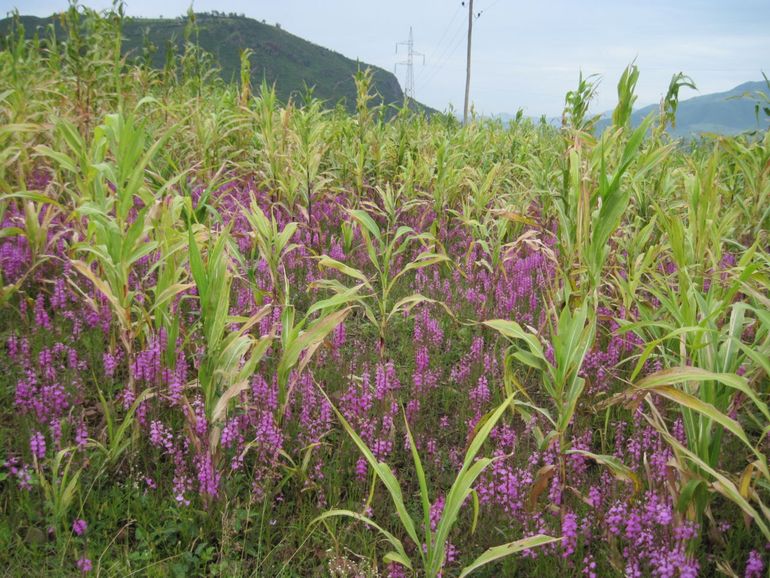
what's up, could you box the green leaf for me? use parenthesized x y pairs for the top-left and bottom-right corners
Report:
(403, 409), (432, 562)
(470, 488), (480, 535)
(431, 394), (515, 575)
(277, 307), (353, 408)
(628, 326), (707, 381)
(306, 283), (365, 316)
(642, 386), (749, 447)
(34, 145), (77, 173)
(654, 423), (770, 541)
(633, 368), (770, 479)
(316, 387), (420, 548)
(348, 209), (382, 243)
(636, 367), (770, 425)
(389, 252), (451, 288)
(677, 479), (706, 514)
(566, 450), (641, 493)
(458, 534), (561, 577)
(386, 293), (434, 321)
(188, 226), (207, 298)
(482, 319), (546, 363)
(316, 255), (371, 286)
(311, 510), (412, 570)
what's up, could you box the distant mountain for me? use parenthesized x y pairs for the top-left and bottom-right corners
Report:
(1, 13), (434, 114)
(594, 80), (770, 137)
(488, 111), (551, 125)
(489, 80), (769, 137)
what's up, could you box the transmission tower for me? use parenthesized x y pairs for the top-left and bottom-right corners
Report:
(395, 27), (424, 100)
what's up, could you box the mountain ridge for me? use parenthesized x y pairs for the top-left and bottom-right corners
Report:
(491, 79), (769, 137)
(0, 12), (435, 114)
(610, 79), (770, 137)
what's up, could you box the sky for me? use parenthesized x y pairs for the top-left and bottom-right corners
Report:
(3, 0), (769, 116)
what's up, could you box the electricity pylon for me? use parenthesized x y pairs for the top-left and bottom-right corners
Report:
(395, 27), (424, 100)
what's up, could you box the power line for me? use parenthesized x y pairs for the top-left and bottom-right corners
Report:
(414, 12), (468, 91)
(475, 0), (503, 18)
(414, 2), (463, 84)
(415, 26), (466, 93)
(415, 32), (465, 88)
(413, 0), (500, 108)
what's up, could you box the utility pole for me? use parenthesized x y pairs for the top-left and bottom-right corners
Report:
(395, 27), (424, 100)
(463, 0), (474, 124)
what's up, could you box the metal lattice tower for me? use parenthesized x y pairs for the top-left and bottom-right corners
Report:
(395, 27), (424, 100)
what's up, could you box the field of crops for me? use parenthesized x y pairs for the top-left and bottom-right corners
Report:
(1, 8), (769, 577)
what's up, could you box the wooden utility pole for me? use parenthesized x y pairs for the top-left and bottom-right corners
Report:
(463, 0), (474, 124)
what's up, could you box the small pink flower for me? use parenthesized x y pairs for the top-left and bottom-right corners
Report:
(76, 557), (92, 573)
(746, 550), (765, 578)
(72, 519), (87, 536)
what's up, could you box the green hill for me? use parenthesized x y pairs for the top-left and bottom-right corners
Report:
(595, 79), (770, 137)
(1, 12), (426, 113)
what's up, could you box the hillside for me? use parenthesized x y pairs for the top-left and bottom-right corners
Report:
(489, 80), (770, 137)
(594, 79), (770, 137)
(1, 13), (424, 113)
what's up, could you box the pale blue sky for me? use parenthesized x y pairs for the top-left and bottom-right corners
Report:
(3, 0), (768, 116)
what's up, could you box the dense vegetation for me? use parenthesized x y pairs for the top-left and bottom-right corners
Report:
(1, 6), (769, 577)
(0, 9), (410, 113)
